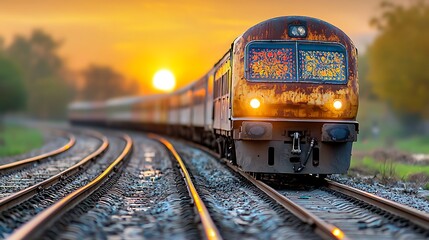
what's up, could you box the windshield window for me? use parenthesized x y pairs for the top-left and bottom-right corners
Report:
(245, 41), (347, 84)
(298, 43), (346, 82)
(247, 43), (296, 81)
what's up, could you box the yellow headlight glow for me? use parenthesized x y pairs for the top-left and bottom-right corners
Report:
(333, 100), (342, 110)
(332, 227), (345, 239)
(250, 98), (261, 109)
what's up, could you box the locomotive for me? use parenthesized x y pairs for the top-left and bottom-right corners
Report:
(69, 16), (359, 175)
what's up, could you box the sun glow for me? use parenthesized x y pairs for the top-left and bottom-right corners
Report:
(153, 69), (176, 92)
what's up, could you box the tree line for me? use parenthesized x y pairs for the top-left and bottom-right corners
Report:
(360, 0), (429, 134)
(0, 30), (140, 120)
(1, 0), (429, 130)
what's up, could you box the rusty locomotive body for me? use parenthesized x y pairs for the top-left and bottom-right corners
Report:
(69, 16), (359, 175)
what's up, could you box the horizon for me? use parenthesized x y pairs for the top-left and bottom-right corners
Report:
(0, 0), (406, 93)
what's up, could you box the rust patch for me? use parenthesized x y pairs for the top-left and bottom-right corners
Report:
(231, 16), (358, 120)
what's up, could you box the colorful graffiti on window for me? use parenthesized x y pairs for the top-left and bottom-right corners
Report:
(299, 50), (346, 81)
(248, 47), (296, 81)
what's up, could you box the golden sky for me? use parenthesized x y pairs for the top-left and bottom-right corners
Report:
(0, 0), (404, 93)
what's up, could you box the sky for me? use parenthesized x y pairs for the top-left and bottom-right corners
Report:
(0, 0), (406, 93)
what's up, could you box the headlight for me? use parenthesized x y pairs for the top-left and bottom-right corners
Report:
(289, 25), (307, 38)
(333, 100), (343, 110)
(332, 228), (345, 239)
(250, 98), (261, 109)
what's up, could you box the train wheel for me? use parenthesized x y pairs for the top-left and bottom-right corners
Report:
(216, 136), (226, 158)
(226, 139), (237, 165)
(318, 174), (327, 179)
(251, 172), (261, 180)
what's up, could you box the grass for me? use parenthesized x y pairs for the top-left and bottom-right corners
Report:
(0, 124), (43, 157)
(352, 99), (429, 184)
(355, 98), (429, 154)
(394, 136), (429, 154)
(351, 134), (429, 183)
(353, 136), (429, 154)
(353, 139), (387, 152)
(351, 157), (429, 181)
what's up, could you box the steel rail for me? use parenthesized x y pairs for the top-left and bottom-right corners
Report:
(184, 139), (348, 240)
(0, 131), (76, 173)
(224, 161), (348, 240)
(326, 179), (429, 231)
(149, 134), (222, 240)
(8, 134), (133, 240)
(0, 130), (109, 212)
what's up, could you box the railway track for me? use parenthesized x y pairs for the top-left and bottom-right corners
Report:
(2, 132), (219, 239)
(169, 139), (321, 239)
(0, 131), (76, 174)
(149, 134), (222, 240)
(0, 130), (107, 210)
(1, 130), (428, 239)
(325, 180), (429, 232)
(5, 133), (132, 239)
(276, 182), (429, 239)
(226, 163), (346, 240)
(185, 139), (429, 239)
(36, 132), (205, 239)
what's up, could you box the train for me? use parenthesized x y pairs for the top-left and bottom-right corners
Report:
(69, 16), (359, 176)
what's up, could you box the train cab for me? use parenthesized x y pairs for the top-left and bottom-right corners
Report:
(227, 16), (359, 174)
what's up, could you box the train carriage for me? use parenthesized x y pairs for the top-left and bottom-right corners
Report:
(177, 85), (193, 138)
(105, 96), (144, 127)
(132, 94), (168, 132)
(68, 101), (106, 126)
(69, 16), (359, 176)
(190, 75), (209, 142)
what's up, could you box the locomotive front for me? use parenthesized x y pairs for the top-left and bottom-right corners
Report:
(231, 16), (359, 174)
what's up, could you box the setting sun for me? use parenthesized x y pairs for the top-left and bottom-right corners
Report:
(153, 69), (176, 92)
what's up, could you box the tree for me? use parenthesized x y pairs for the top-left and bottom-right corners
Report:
(368, 1), (429, 129)
(0, 55), (26, 121)
(6, 30), (74, 119)
(0, 37), (4, 50)
(80, 65), (138, 101)
(358, 54), (376, 100)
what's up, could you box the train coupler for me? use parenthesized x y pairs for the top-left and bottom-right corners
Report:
(290, 132), (302, 155)
(293, 138), (316, 173)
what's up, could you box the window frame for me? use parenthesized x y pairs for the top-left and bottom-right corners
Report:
(244, 40), (348, 84)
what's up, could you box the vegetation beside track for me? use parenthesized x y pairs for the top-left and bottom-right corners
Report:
(352, 97), (429, 184)
(354, 136), (429, 154)
(351, 157), (429, 181)
(0, 124), (43, 157)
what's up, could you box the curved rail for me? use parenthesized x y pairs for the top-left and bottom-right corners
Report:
(184, 139), (347, 240)
(0, 130), (109, 212)
(326, 180), (429, 231)
(0, 131), (76, 172)
(8, 134), (133, 240)
(149, 134), (222, 240)
(225, 161), (348, 240)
